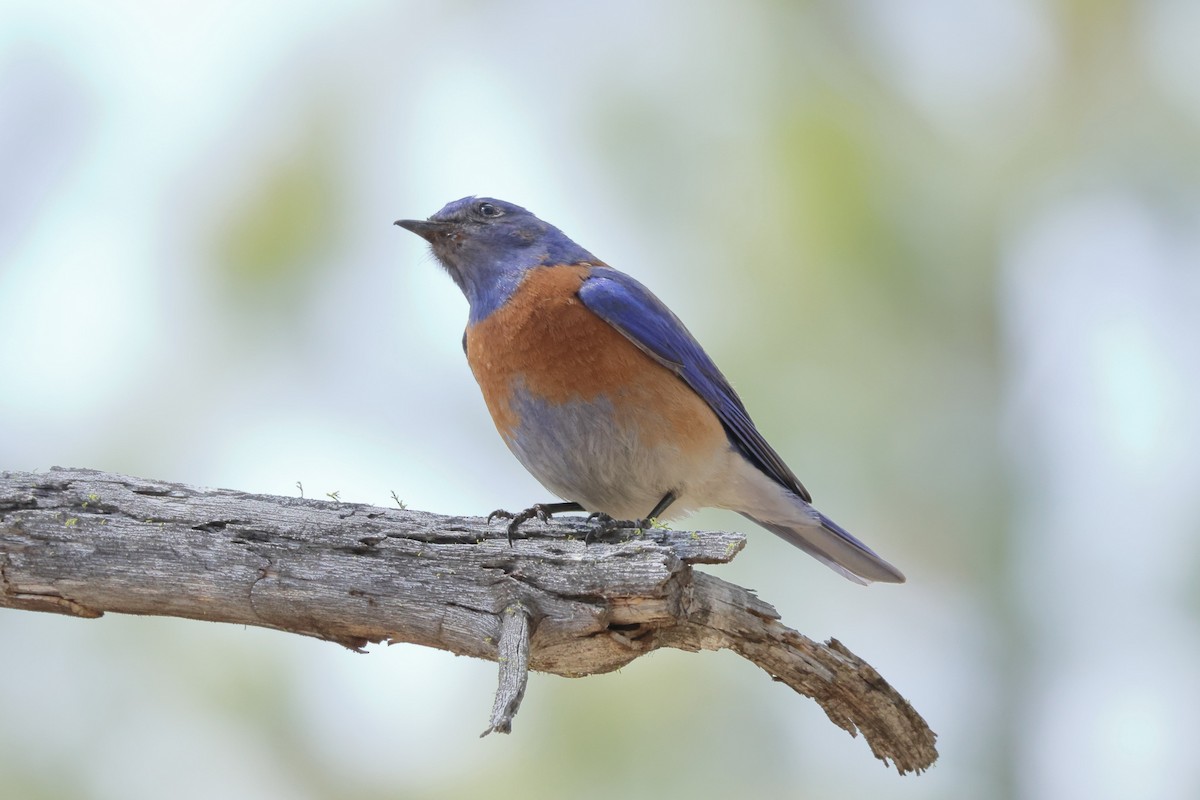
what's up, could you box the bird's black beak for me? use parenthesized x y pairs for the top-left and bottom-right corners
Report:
(394, 219), (449, 242)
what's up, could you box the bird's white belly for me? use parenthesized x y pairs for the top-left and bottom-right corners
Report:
(502, 387), (729, 520)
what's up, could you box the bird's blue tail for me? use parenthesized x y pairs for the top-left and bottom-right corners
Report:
(743, 511), (906, 585)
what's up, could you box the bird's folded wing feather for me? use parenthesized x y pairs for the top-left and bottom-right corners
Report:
(578, 268), (812, 503)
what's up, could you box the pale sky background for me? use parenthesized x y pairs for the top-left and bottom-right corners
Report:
(3, 2), (1199, 799)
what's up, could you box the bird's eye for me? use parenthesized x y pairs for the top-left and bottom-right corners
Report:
(477, 202), (503, 218)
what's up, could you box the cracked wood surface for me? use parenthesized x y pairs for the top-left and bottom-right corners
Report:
(0, 466), (937, 775)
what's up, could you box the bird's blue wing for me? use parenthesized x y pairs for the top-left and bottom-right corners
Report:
(578, 267), (812, 502)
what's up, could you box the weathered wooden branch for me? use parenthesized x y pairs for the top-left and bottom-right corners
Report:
(0, 467), (937, 774)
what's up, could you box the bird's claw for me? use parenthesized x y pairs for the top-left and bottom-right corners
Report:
(584, 512), (652, 543)
(488, 504), (556, 546)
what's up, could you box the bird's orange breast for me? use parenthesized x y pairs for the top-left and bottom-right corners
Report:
(464, 265), (725, 459)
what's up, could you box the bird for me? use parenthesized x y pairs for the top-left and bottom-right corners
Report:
(394, 197), (904, 585)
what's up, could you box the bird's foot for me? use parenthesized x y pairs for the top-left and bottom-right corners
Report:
(584, 512), (655, 543)
(487, 504), (562, 546)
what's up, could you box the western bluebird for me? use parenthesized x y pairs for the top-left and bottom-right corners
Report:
(395, 197), (904, 585)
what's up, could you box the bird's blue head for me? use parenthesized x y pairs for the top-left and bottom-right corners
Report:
(395, 197), (597, 323)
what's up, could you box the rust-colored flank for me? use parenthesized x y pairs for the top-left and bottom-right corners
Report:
(465, 265), (724, 457)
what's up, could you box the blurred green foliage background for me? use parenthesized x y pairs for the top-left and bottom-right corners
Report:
(2, 1), (1198, 798)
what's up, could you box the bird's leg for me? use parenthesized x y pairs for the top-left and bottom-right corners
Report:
(585, 490), (679, 541)
(488, 501), (584, 545)
(645, 490), (679, 520)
